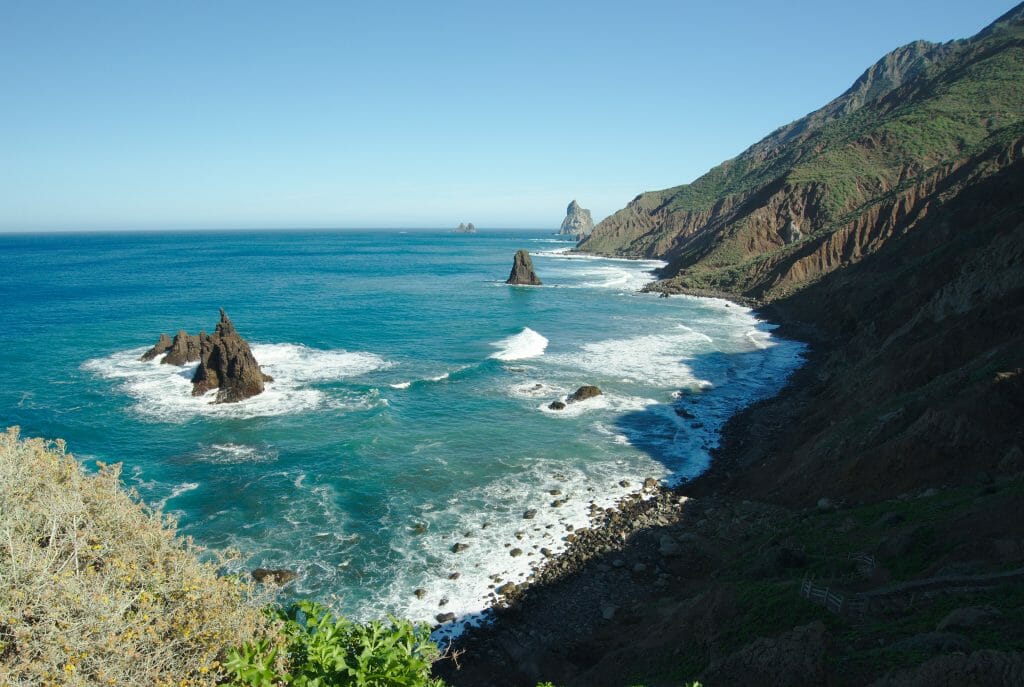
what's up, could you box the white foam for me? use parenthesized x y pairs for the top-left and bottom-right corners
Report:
(358, 456), (669, 641)
(538, 393), (658, 418)
(82, 343), (391, 422)
(204, 443), (277, 464)
(390, 381), (413, 389)
(155, 482), (199, 510)
(489, 328), (549, 361)
(549, 332), (715, 389)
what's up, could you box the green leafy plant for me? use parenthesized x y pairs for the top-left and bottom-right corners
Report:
(225, 600), (445, 687)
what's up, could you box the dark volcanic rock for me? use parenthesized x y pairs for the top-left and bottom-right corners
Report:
(548, 401), (566, 411)
(251, 568), (297, 585)
(568, 385), (602, 402)
(191, 310), (272, 403)
(506, 249), (542, 286)
(140, 333), (172, 361)
(162, 330), (202, 366)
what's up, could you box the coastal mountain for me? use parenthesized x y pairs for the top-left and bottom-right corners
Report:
(445, 5), (1024, 686)
(558, 200), (594, 238)
(579, 2), (1024, 302)
(578, 2), (1024, 502)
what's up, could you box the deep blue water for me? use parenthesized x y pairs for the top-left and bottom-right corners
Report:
(0, 229), (804, 634)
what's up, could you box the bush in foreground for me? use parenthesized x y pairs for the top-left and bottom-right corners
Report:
(0, 427), (276, 686)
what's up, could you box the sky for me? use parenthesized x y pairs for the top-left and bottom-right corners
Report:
(0, 0), (1017, 232)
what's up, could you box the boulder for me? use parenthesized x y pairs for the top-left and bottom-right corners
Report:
(191, 310), (273, 403)
(568, 385), (602, 402)
(548, 401), (566, 411)
(436, 612), (457, 623)
(506, 249), (542, 286)
(558, 200), (594, 238)
(251, 568), (297, 585)
(162, 330), (202, 366)
(140, 333), (172, 361)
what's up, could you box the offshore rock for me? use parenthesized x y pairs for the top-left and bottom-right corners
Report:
(558, 200), (594, 238)
(506, 249), (542, 286)
(568, 385), (602, 402)
(140, 333), (172, 361)
(191, 309), (272, 403)
(162, 330), (202, 366)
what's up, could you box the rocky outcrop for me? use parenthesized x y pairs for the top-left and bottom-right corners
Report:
(140, 333), (171, 361)
(162, 331), (202, 366)
(558, 200), (594, 238)
(454, 222), (477, 233)
(506, 250), (542, 286)
(191, 310), (273, 403)
(141, 310), (271, 403)
(568, 385), (602, 402)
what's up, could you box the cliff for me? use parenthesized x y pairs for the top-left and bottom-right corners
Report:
(442, 5), (1024, 686)
(579, 3), (1024, 302)
(575, 2), (1024, 502)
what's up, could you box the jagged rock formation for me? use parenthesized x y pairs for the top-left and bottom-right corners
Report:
(506, 249), (542, 286)
(558, 200), (594, 238)
(454, 222), (477, 233)
(191, 310), (273, 403)
(162, 330), (202, 366)
(140, 333), (171, 361)
(140, 310), (272, 403)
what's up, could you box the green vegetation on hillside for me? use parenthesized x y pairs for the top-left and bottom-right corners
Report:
(581, 4), (1024, 300)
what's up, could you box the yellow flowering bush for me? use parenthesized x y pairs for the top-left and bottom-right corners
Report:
(0, 427), (279, 686)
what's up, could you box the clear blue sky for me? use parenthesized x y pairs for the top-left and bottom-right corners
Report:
(0, 0), (1016, 231)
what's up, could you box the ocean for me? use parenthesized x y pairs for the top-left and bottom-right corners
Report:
(0, 228), (804, 635)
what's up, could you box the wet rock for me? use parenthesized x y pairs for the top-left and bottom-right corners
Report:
(600, 604), (617, 620)
(414, 588), (427, 599)
(551, 498), (568, 508)
(505, 249), (542, 286)
(436, 612), (457, 623)
(140, 333), (172, 361)
(448, 572), (461, 580)
(191, 310), (273, 403)
(439, 597), (449, 607)
(451, 542), (469, 553)
(568, 385), (602, 402)
(643, 477), (658, 490)
(523, 509), (538, 520)
(619, 480), (631, 488)
(548, 401), (566, 411)
(163, 330), (203, 366)
(510, 548), (523, 557)
(251, 568), (297, 585)
(549, 489), (562, 496)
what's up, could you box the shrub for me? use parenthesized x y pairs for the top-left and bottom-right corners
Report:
(0, 427), (277, 686)
(225, 600), (445, 687)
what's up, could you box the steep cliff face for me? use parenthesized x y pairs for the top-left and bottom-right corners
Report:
(579, 4), (1024, 303)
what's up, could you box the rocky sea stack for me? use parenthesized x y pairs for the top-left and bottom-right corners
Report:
(505, 249), (542, 286)
(558, 200), (594, 239)
(140, 309), (272, 403)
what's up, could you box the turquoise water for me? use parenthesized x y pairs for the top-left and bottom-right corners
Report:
(0, 229), (804, 634)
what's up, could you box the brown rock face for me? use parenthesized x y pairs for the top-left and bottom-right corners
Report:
(506, 249), (542, 286)
(191, 309), (272, 403)
(140, 333), (172, 361)
(161, 330), (202, 366)
(568, 385), (602, 402)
